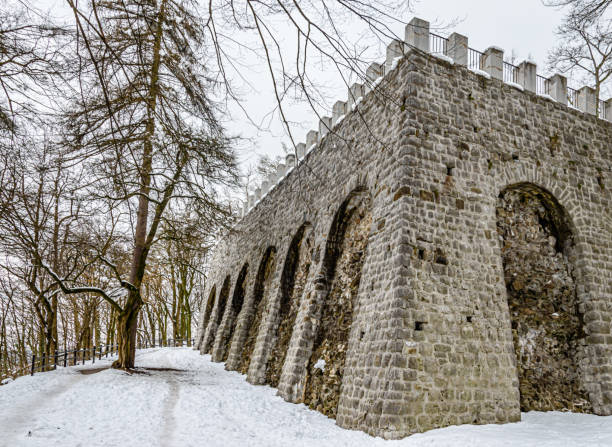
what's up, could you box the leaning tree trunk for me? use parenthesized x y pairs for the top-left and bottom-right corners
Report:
(113, 290), (143, 369)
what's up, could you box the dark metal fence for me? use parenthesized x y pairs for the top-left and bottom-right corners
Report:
(468, 48), (484, 71)
(536, 75), (550, 96)
(599, 100), (607, 120)
(503, 61), (519, 84)
(567, 87), (579, 108)
(1, 338), (194, 383)
(429, 33), (448, 55)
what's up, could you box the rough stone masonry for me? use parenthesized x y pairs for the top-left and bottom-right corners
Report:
(195, 17), (612, 439)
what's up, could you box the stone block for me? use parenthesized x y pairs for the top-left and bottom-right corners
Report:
(549, 74), (568, 105)
(482, 47), (503, 80)
(447, 32), (468, 66)
(405, 17), (429, 52)
(577, 86), (596, 115)
(517, 60), (536, 92)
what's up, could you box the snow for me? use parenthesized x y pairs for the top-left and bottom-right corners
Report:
(538, 93), (555, 101)
(306, 143), (316, 154)
(431, 53), (454, 65)
(351, 96), (363, 111)
(389, 56), (402, 71)
(334, 114), (345, 126)
(506, 81), (524, 91)
(313, 359), (326, 372)
(470, 68), (491, 79)
(1, 348), (611, 447)
(371, 76), (384, 89)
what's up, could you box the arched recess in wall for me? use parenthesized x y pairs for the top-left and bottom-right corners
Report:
(238, 246), (277, 374)
(265, 223), (314, 387)
(496, 182), (591, 412)
(303, 188), (372, 418)
(199, 285), (216, 347)
(204, 275), (231, 354)
(219, 263), (249, 361)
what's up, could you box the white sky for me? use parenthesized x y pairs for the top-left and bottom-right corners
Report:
(35, 0), (568, 178)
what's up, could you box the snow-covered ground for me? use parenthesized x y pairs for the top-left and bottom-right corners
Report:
(1, 348), (611, 447)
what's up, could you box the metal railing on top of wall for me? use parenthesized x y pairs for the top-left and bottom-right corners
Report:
(429, 33), (448, 55)
(599, 100), (607, 120)
(428, 31), (611, 122)
(536, 75), (550, 96)
(468, 47), (484, 71)
(503, 61), (519, 84)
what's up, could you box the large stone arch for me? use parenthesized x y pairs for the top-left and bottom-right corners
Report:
(197, 284), (216, 349)
(218, 263), (249, 361)
(496, 181), (592, 412)
(202, 275), (231, 354)
(300, 188), (373, 418)
(237, 246), (278, 374)
(263, 223), (315, 387)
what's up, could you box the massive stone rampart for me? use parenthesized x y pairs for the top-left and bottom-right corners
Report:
(195, 17), (612, 439)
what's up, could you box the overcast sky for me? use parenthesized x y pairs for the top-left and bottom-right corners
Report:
(37, 0), (568, 180)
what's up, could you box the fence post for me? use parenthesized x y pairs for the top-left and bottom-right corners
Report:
(404, 17), (430, 52)
(549, 74), (568, 105)
(74, 350), (77, 366)
(447, 32), (468, 66)
(482, 46), (504, 80)
(31, 354), (36, 376)
(517, 60), (537, 92)
(577, 86), (596, 115)
(92, 346), (96, 364)
(64, 351), (67, 368)
(41, 352), (46, 372)
(54, 350), (58, 370)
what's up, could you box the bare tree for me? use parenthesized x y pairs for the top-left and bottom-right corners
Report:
(0, 138), (85, 362)
(39, 0), (239, 369)
(548, 9), (612, 114)
(0, 1), (69, 136)
(544, 0), (611, 23)
(0, 0), (412, 372)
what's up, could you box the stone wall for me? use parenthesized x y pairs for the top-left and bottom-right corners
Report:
(195, 20), (612, 439)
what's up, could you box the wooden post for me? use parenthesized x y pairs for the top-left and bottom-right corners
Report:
(92, 346), (96, 364)
(30, 355), (36, 376)
(64, 351), (67, 368)
(54, 350), (58, 370)
(41, 352), (46, 372)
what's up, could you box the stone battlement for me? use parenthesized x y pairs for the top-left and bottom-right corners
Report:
(196, 17), (612, 439)
(237, 17), (612, 218)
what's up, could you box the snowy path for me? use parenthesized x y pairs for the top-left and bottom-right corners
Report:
(1, 348), (611, 447)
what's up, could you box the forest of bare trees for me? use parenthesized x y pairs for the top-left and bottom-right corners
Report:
(0, 0), (411, 377)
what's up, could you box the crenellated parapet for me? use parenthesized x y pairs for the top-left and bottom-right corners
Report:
(236, 17), (612, 219)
